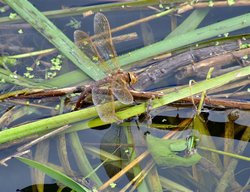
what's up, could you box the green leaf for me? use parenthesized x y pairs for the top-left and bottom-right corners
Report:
(208, 1), (214, 7)
(146, 135), (201, 167)
(16, 157), (90, 192)
(228, 0), (235, 6)
(18, 29), (23, 34)
(8, 12), (17, 19)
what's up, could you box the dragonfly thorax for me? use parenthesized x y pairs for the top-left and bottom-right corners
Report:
(128, 72), (137, 85)
(117, 71), (137, 85)
(110, 70), (137, 86)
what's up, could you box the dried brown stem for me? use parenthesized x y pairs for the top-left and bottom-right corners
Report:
(181, 97), (250, 110)
(176, 47), (250, 80)
(208, 79), (250, 95)
(178, 0), (250, 14)
(224, 110), (239, 167)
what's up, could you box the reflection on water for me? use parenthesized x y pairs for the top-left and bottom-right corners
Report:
(1, 107), (249, 191)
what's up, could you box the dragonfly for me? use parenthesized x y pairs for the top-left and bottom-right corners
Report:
(74, 12), (161, 122)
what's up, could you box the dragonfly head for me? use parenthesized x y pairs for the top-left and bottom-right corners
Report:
(128, 72), (137, 85)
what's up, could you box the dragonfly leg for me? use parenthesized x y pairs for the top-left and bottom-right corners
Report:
(129, 90), (163, 100)
(138, 99), (153, 125)
(74, 87), (92, 110)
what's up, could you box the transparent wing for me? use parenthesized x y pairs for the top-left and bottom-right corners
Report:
(94, 13), (133, 104)
(94, 12), (119, 70)
(112, 78), (133, 104)
(92, 85), (117, 122)
(74, 30), (103, 64)
(75, 13), (133, 122)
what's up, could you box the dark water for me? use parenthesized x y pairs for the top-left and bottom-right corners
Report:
(0, 0), (250, 191)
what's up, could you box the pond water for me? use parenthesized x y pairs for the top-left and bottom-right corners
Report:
(0, 0), (250, 192)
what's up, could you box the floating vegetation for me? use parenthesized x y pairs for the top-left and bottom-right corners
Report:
(0, 0), (250, 192)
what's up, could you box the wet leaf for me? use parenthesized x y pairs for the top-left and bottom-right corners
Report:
(146, 135), (201, 167)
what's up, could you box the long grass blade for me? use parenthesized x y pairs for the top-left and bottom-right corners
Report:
(16, 156), (90, 192)
(1, 65), (249, 144)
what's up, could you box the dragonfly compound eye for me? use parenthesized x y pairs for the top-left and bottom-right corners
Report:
(128, 72), (137, 85)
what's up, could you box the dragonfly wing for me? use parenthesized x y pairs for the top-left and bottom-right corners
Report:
(92, 86), (116, 122)
(74, 30), (103, 63)
(112, 79), (133, 104)
(94, 12), (119, 69)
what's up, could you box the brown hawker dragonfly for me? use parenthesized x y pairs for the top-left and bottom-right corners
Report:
(74, 13), (161, 122)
